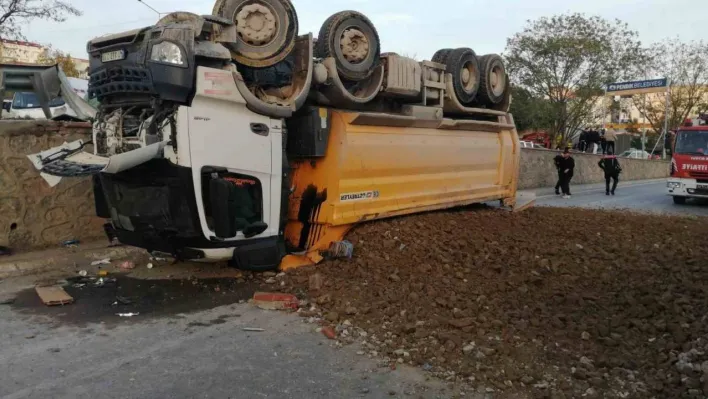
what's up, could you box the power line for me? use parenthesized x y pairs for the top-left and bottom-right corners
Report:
(137, 0), (163, 16)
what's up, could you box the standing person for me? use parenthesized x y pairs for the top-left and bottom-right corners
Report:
(598, 150), (622, 195)
(604, 129), (617, 155)
(588, 128), (601, 154)
(559, 149), (575, 199)
(600, 128), (607, 155)
(553, 149), (564, 195)
(578, 129), (587, 152)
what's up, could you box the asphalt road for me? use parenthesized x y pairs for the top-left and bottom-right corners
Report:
(533, 179), (708, 217)
(0, 298), (463, 399)
(0, 270), (475, 399)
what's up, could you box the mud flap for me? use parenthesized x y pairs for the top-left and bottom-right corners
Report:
(27, 139), (167, 186)
(228, 237), (287, 272)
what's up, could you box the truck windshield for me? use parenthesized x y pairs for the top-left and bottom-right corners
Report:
(675, 130), (708, 155)
(12, 92), (65, 110)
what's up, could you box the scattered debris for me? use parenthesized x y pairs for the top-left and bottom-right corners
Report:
(147, 263), (154, 269)
(62, 239), (80, 247)
(116, 312), (140, 317)
(309, 273), (324, 291)
(328, 240), (354, 259)
(98, 270), (109, 277)
(242, 327), (265, 332)
(119, 261), (136, 270)
(94, 277), (116, 287)
(78, 270), (88, 277)
(252, 292), (298, 311)
(0, 295), (15, 305)
(115, 296), (132, 305)
(321, 326), (337, 340)
(35, 286), (74, 306)
(90, 258), (111, 266)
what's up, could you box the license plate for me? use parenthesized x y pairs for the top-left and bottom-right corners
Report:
(697, 184), (708, 189)
(101, 50), (125, 63)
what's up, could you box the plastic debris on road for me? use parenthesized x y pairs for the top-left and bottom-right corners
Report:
(328, 240), (354, 259)
(147, 263), (154, 269)
(242, 327), (265, 332)
(119, 261), (136, 270)
(91, 258), (111, 266)
(116, 312), (139, 317)
(62, 239), (80, 247)
(78, 270), (88, 277)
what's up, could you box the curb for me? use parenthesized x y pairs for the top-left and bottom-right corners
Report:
(533, 178), (666, 198)
(0, 245), (145, 279)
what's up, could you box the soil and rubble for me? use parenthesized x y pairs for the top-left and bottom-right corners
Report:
(276, 207), (708, 398)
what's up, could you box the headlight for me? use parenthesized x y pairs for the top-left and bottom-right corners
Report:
(150, 42), (185, 66)
(667, 182), (681, 189)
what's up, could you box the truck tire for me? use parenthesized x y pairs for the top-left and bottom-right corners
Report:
(432, 48), (452, 64)
(673, 196), (687, 205)
(446, 47), (480, 105)
(477, 54), (507, 106)
(315, 11), (380, 81)
(212, 0), (298, 67)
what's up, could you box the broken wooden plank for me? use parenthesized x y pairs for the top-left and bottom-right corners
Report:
(35, 286), (73, 306)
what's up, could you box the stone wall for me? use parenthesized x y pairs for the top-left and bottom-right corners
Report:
(519, 148), (670, 190)
(0, 121), (672, 251)
(0, 120), (104, 251)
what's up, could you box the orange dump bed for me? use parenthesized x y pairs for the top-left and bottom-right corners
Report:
(282, 108), (520, 269)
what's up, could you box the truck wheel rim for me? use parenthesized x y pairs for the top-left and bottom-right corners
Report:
(236, 3), (278, 46)
(460, 60), (478, 92)
(491, 65), (505, 96)
(340, 28), (369, 63)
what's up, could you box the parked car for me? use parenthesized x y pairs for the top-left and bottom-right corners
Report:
(620, 149), (651, 159)
(4, 77), (89, 120)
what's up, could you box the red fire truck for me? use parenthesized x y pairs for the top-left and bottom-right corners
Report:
(667, 116), (708, 204)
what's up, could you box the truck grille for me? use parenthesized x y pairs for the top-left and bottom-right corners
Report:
(89, 66), (154, 99)
(689, 171), (708, 180)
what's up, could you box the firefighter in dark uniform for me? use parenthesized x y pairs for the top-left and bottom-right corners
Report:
(598, 150), (622, 195)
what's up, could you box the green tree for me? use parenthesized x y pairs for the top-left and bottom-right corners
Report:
(505, 13), (645, 147)
(0, 0), (81, 40)
(509, 86), (554, 132)
(37, 48), (80, 77)
(630, 39), (708, 135)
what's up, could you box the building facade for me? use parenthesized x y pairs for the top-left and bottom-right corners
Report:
(0, 40), (46, 64)
(1, 40), (89, 79)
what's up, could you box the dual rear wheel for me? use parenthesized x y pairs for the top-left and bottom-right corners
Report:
(432, 47), (508, 107)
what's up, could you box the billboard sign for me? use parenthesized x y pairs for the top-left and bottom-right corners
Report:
(605, 78), (668, 96)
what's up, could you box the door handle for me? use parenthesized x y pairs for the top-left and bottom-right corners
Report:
(250, 123), (269, 136)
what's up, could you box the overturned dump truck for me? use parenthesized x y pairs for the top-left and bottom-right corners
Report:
(30, 0), (521, 271)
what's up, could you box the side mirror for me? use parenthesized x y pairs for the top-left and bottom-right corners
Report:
(2, 102), (10, 111)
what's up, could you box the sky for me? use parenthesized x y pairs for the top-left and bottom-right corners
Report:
(22, 0), (705, 60)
